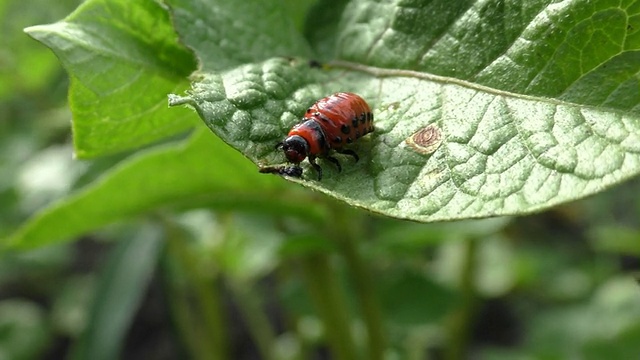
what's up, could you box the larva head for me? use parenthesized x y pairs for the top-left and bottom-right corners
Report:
(280, 135), (309, 164)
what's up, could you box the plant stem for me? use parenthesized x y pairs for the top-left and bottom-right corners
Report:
(331, 208), (386, 360)
(162, 216), (228, 360)
(227, 279), (277, 360)
(276, 261), (311, 360)
(446, 238), (479, 360)
(300, 253), (359, 360)
(190, 258), (228, 360)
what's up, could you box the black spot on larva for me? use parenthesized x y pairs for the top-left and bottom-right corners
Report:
(347, 137), (353, 143)
(341, 124), (350, 134)
(313, 112), (321, 117)
(306, 108), (312, 114)
(360, 113), (366, 124)
(352, 117), (359, 127)
(355, 130), (361, 138)
(333, 136), (342, 143)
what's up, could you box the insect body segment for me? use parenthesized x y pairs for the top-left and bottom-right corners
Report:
(277, 92), (374, 180)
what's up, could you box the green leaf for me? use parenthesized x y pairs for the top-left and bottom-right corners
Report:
(527, 277), (640, 358)
(171, 56), (640, 222)
(5, 129), (288, 249)
(285, 0), (320, 34)
(303, 0), (350, 59)
(336, 0), (640, 110)
(0, 0), (80, 98)
(69, 224), (163, 360)
(335, 0), (553, 78)
(379, 270), (458, 326)
(434, 237), (516, 297)
(373, 218), (511, 251)
(164, 0), (312, 72)
(589, 225), (640, 255)
(24, 0), (197, 158)
(0, 300), (49, 359)
(167, 0), (640, 222)
(583, 322), (640, 360)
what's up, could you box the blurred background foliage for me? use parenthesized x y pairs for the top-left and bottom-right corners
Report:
(1, 0), (640, 359)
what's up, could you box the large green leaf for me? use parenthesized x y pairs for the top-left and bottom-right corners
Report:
(5, 129), (290, 249)
(169, 0), (640, 222)
(171, 56), (640, 222)
(24, 0), (197, 158)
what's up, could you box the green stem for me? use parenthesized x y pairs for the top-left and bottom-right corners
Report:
(300, 253), (359, 360)
(276, 261), (311, 360)
(190, 257), (228, 360)
(331, 207), (386, 360)
(446, 238), (479, 360)
(162, 216), (228, 360)
(227, 279), (277, 360)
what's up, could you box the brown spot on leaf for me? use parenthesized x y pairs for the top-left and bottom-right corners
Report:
(405, 124), (442, 155)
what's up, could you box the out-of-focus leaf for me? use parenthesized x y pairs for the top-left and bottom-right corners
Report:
(434, 237), (515, 297)
(51, 275), (96, 337)
(583, 322), (640, 360)
(5, 129), (285, 249)
(0, 300), (50, 360)
(0, 0), (80, 97)
(589, 225), (640, 255)
(379, 270), (458, 326)
(527, 277), (640, 358)
(69, 224), (164, 360)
